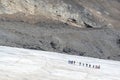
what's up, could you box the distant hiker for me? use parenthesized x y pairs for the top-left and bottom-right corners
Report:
(83, 63), (84, 66)
(73, 61), (76, 64)
(89, 64), (91, 68)
(96, 65), (100, 69)
(86, 64), (88, 67)
(79, 62), (81, 66)
(68, 60), (73, 64)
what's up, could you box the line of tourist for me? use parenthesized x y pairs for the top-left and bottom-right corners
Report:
(68, 60), (100, 69)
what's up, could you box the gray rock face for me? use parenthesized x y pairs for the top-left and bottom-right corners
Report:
(0, 0), (114, 28)
(0, 0), (120, 61)
(0, 21), (120, 61)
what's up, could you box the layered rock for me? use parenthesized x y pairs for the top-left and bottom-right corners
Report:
(0, 0), (115, 28)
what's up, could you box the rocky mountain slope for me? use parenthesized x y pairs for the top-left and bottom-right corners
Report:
(0, 0), (120, 61)
(1, 0), (119, 28)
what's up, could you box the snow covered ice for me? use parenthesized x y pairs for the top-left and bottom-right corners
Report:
(0, 46), (120, 80)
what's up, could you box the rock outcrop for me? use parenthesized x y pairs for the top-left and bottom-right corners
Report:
(1, 0), (118, 28)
